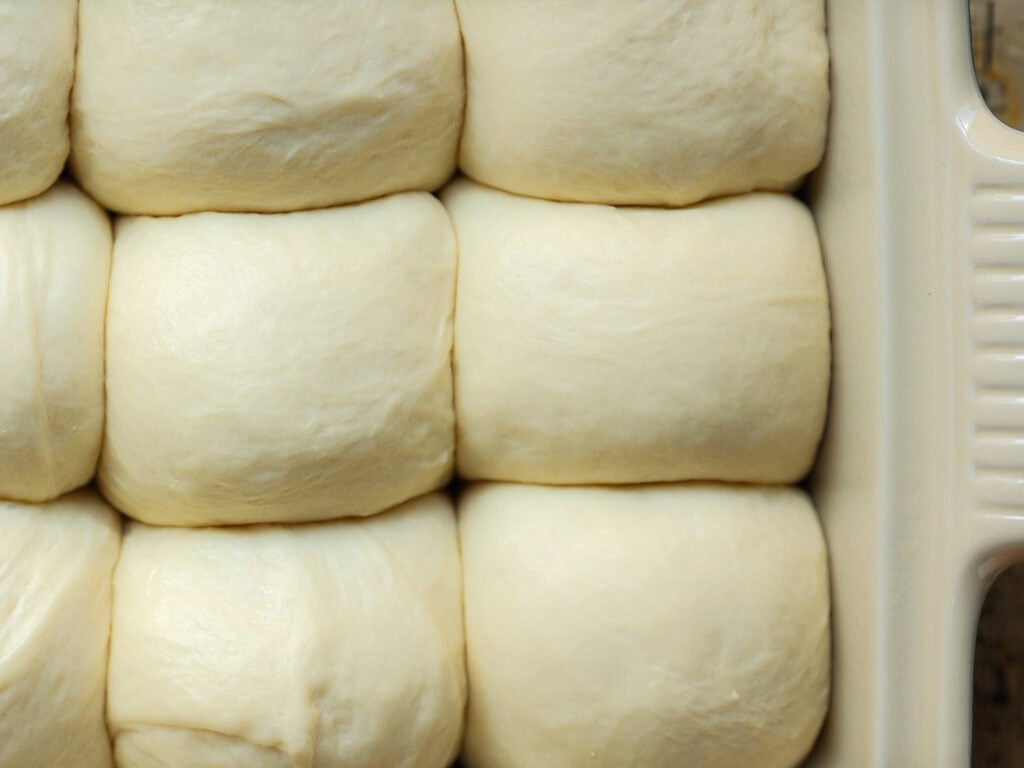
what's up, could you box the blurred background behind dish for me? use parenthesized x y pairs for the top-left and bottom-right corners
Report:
(970, 1), (1024, 765)
(971, 0), (1024, 130)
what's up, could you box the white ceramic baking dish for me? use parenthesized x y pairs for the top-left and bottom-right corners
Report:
(806, 1), (1024, 765)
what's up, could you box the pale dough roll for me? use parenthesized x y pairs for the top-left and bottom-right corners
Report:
(0, 182), (112, 502)
(0, 1), (75, 206)
(456, 0), (828, 207)
(108, 493), (465, 768)
(0, 490), (121, 768)
(445, 179), (830, 486)
(71, 0), (464, 215)
(100, 192), (455, 526)
(459, 482), (830, 768)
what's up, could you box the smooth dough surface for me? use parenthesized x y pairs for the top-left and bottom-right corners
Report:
(71, 0), (464, 215)
(445, 179), (830, 485)
(108, 493), (465, 768)
(459, 482), (830, 768)
(0, 0), (75, 206)
(0, 490), (121, 768)
(0, 182), (112, 502)
(100, 192), (455, 526)
(456, 0), (828, 206)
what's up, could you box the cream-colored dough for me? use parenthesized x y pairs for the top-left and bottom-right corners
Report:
(0, 182), (112, 502)
(71, 0), (464, 215)
(100, 192), (455, 526)
(0, 1), (75, 206)
(444, 179), (830, 485)
(108, 493), (465, 768)
(0, 490), (121, 768)
(456, 0), (828, 206)
(459, 482), (830, 768)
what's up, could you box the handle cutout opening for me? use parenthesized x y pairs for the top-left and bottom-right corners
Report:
(973, 557), (1024, 765)
(971, 0), (1024, 132)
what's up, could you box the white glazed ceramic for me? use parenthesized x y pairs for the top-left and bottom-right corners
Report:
(808, 1), (1024, 765)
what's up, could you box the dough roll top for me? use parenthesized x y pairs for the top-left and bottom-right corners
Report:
(101, 191), (456, 527)
(0, 490), (121, 768)
(456, 0), (828, 207)
(445, 178), (830, 487)
(70, 0), (465, 215)
(107, 493), (465, 768)
(0, 181), (112, 503)
(0, 0), (76, 206)
(458, 482), (830, 768)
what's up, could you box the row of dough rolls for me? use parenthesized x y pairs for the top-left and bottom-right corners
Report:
(0, 490), (464, 768)
(2, 1), (826, 213)
(0, 187), (456, 516)
(3, 0), (830, 514)
(0, 0), (462, 212)
(0, 4), (832, 768)
(0, 483), (827, 768)
(0, 179), (828, 520)
(444, 6), (831, 768)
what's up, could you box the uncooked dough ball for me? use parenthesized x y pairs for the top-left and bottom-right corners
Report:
(456, 0), (828, 206)
(108, 493), (465, 768)
(0, 1), (76, 206)
(0, 182), (112, 503)
(71, 0), (464, 215)
(101, 192), (455, 526)
(459, 483), (830, 768)
(0, 490), (121, 768)
(444, 179), (830, 486)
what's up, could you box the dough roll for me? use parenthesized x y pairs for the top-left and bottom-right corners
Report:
(0, 490), (121, 768)
(445, 179), (830, 486)
(458, 482), (830, 768)
(0, 182), (112, 503)
(101, 192), (455, 526)
(0, 1), (76, 206)
(456, 0), (828, 207)
(71, 0), (464, 215)
(107, 493), (465, 768)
